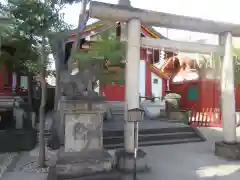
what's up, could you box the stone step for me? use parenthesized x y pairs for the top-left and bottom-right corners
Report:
(103, 127), (195, 137)
(103, 126), (204, 149)
(110, 109), (124, 112)
(104, 137), (204, 150)
(109, 105), (125, 108)
(111, 111), (124, 115)
(109, 104), (125, 107)
(112, 116), (124, 122)
(108, 101), (125, 105)
(109, 106), (125, 111)
(109, 108), (124, 111)
(103, 131), (197, 145)
(43, 127), (196, 139)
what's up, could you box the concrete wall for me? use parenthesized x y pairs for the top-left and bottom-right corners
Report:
(139, 60), (146, 97)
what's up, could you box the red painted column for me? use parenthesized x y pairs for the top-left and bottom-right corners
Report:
(162, 79), (167, 96)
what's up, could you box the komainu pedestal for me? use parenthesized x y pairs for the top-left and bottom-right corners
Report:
(55, 99), (113, 179)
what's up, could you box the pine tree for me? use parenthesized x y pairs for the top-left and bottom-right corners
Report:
(74, 30), (125, 94)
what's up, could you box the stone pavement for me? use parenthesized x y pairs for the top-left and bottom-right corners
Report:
(125, 140), (240, 180)
(2, 172), (47, 180)
(0, 153), (18, 179)
(2, 127), (240, 180)
(120, 127), (240, 180)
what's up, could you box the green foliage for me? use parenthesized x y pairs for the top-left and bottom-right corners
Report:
(0, 0), (70, 75)
(0, 17), (12, 37)
(5, 0), (70, 36)
(74, 30), (125, 84)
(74, 30), (125, 66)
(233, 48), (240, 85)
(1, 37), (39, 72)
(198, 48), (240, 86)
(54, 0), (84, 4)
(233, 47), (240, 57)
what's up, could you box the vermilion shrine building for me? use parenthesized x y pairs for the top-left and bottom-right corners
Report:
(64, 21), (173, 101)
(61, 19), (240, 128)
(0, 44), (29, 97)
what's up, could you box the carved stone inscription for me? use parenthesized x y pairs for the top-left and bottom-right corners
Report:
(64, 113), (103, 152)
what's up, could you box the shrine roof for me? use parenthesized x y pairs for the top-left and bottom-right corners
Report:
(65, 20), (168, 43)
(151, 65), (170, 80)
(160, 56), (201, 75)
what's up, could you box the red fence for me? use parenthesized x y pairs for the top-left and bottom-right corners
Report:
(170, 80), (240, 127)
(189, 108), (222, 127)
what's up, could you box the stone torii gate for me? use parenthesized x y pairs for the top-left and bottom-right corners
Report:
(89, 1), (240, 160)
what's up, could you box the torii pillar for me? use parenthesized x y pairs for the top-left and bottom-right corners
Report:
(219, 32), (236, 143)
(118, 0), (141, 155)
(118, 0), (148, 172)
(124, 18), (141, 153)
(215, 32), (240, 160)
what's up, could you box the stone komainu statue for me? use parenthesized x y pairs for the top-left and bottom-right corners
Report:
(60, 66), (102, 99)
(60, 70), (85, 99)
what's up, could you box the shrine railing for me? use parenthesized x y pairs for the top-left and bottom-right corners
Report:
(188, 107), (222, 127)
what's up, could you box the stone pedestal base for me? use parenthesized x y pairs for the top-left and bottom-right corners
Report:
(56, 149), (113, 179)
(48, 167), (122, 180)
(215, 141), (240, 160)
(115, 149), (150, 173)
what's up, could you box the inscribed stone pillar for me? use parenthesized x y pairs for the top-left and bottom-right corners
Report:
(58, 100), (105, 152)
(56, 99), (113, 178)
(124, 18), (141, 153)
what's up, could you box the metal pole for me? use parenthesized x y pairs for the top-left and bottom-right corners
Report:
(133, 120), (138, 180)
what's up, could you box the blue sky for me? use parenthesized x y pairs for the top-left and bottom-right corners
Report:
(62, 0), (240, 44)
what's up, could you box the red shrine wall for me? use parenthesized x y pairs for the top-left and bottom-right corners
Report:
(103, 48), (168, 101)
(170, 80), (240, 111)
(0, 65), (28, 96)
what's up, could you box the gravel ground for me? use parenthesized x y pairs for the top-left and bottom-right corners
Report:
(11, 146), (60, 174)
(1, 146), (59, 180)
(19, 161), (49, 173)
